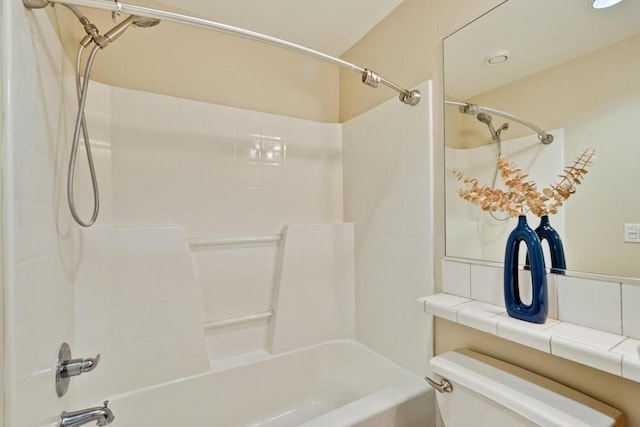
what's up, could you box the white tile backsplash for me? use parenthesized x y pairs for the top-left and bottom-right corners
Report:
(441, 259), (634, 339)
(442, 260), (471, 297)
(470, 264), (504, 306)
(557, 275), (622, 335)
(622, 284), (640, 339)
(546, 274), (559, 320)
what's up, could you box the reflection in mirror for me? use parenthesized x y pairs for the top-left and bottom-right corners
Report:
(444, 0), (640, 279)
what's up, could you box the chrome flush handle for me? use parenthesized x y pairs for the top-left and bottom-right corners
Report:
(425, 376), (453, 393)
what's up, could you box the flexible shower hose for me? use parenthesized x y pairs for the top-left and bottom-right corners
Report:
(489, 141), (510, 222)
(67, 42), (101, 227)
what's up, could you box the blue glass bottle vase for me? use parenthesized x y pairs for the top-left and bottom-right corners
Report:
(524, 215), (566, 274)
(535, 215), (566, 274)
(504, 215), (548, 324)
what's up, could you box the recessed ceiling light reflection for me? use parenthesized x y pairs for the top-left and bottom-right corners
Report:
(592, 0), (624, 9)
(487, 54), (509, 65)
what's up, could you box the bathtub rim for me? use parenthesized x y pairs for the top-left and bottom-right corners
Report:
(106, 338), (425, 402)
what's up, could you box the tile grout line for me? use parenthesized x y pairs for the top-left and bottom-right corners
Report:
(619, 281), (624, 337)
(454, 300), (474, 323)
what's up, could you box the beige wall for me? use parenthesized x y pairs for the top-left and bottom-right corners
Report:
(340, 0), (504, 292)
(50, 3), (340, 123)
(436, 319), (640, 426)
(339, 0), (505, 122)
(458, 34), (640, 277)
(345, 0), (640, 423)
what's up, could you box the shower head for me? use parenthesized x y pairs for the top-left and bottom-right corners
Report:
(132, 17), (162, 28)
(476, 112), (509, 144)
(101, 15), (160, 47)
(477, 112), (492, 125)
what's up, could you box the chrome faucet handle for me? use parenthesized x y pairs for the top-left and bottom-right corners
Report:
(60, 353), (101, 377)
(56, 343), (101, 397)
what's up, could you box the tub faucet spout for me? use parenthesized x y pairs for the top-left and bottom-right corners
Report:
(59, 401), (115, 427)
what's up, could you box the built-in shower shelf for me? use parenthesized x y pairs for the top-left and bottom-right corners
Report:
(203, 311), (273, 331)
(419, 293), (640, 384)
(189, 235), (282, 249)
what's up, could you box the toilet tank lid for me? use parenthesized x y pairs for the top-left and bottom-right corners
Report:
(430, 349), (625, 427)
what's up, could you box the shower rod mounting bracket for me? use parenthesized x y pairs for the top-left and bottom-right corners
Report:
(539, 133), (554, 144)
(399, 90), (421, 106)
(362, 69), (381, 88)
(362, 69), (421, 105)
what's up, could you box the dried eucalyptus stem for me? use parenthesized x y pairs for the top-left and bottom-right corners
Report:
(537, 148), (596, 215)
(452, 148), (595, 217)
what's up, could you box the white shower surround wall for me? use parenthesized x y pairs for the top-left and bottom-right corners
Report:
(3, 9), (436, 427)
(2, 4), (80, 427)
(343, 80), (435, 375)
(81, 82), (344, 233)
(73, 227), (211, 407)
(80, 81), (345, 360)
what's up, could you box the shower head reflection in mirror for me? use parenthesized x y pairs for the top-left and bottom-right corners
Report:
(474, 111), (509, 221)
(476, 112), (508, 154)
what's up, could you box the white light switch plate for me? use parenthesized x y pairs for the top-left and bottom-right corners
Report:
(624, 223), (640, 243)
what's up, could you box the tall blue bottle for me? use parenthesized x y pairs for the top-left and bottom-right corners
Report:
(524, 215), (566, 274)
(504, 215), (548, 324)
(536, 215), (566, 274)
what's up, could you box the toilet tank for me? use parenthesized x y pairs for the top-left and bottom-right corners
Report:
(430, 349), (625, 427)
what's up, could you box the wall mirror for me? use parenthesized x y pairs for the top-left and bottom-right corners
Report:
(444, 0), (640, 280)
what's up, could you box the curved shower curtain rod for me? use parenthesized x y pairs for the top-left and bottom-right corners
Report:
(23, 0), (422, 106)
(445, 100), (554, 144)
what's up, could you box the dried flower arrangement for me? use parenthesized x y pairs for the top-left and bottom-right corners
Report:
(452, 148), (595, 218)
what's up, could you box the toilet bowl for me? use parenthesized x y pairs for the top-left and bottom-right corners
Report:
(429, 349), (625, 427)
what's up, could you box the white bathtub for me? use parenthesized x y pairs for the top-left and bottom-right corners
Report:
(109, 340), (435, 426)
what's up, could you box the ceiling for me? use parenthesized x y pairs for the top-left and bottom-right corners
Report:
(153, 0), (407, 57)
(445, 0), (640, 100)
